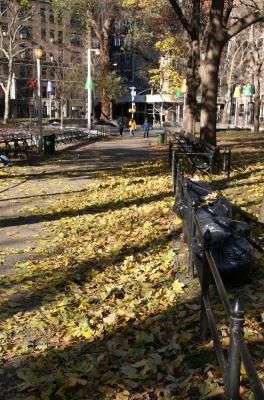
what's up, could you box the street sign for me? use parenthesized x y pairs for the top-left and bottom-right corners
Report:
(175, 88), (182, 97)
(243, 83), (254, 96)
(233, 86), (241, 98)
(181, 79), (187, 94)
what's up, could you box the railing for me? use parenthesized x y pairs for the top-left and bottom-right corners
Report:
(169, 137), (232, 178)
(93, 124), (111, 136)
(173, 156), (264, 399)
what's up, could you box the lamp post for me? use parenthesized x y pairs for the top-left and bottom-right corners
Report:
(129, 86), (136, 119)
(34, 45), (44, 151)
(87, 48), (100, 130)
(47, 80), (54, 119)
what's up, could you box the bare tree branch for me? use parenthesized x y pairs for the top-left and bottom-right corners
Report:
(226, 11), (264, 41)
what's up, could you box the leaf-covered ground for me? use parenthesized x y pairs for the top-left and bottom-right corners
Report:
(0, 132), (263, 399)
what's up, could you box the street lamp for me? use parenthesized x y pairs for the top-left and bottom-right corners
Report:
(34, 44), (44, 151)
(129, 86), (136, 119)
(87, 48), (100, 130)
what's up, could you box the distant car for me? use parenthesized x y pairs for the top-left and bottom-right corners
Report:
(49, 119), (60, 126)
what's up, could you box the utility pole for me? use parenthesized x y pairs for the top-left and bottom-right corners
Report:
(129, 86), (136, 119)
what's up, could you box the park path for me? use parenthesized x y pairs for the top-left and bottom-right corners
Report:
(0, 132), (164, 276)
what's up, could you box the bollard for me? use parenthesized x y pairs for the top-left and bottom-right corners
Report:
(228, 298), (244, 399)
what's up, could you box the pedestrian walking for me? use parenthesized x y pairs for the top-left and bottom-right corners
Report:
(143, 118), (150, 138)
(128, 118), (136, 137)
(118, 117), (125, 136)
(0, 148), (9, 168)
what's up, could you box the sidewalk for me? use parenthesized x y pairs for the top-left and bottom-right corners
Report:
(0, 135), (164, 277)
(0, 135), (187, 400)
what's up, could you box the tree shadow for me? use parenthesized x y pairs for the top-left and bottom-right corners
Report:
(0, 290), (209, 400)
(0, 190), (172, 228)
(0, 232), (171, 322)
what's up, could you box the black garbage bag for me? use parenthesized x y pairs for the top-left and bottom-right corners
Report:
(196, 208), (232, 246)
(192, 235), (252, 285)
(209, 197), (232, 217)
(185, 179), (211, 204)
(211, 235), (252, 285)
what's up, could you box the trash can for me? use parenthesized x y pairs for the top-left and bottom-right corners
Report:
(44, 134), (56, 154)
(157, 132), (165, 144)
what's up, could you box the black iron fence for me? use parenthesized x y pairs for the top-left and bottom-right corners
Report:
(173, 154), (264, 399)
(169, 135), (232, 178)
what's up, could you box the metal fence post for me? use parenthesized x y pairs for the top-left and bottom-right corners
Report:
(227, 149), (231, 179)
(172, 151), (178, 195)
(199, 245), (209, 342)
(168, 140), (172, 167)
(228, 298), (244, 400)
(188, 201), (196, 276)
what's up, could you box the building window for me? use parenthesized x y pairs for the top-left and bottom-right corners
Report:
(20, 66), (32, 78)
(0, 1), (7, 13)
(41, 28), (46, 40)
(92, 39), (99, 49)
(49, 11), (54, 23)
(1, 24), (8, 35)
(50, 30), (54, 42)
(58, 50), (63, 63)
(40, 7), (46, 22)
(125, 53), (132, 65)
(114, 19), (121, 32)
(20, 26), (33, 40)
(114, 36), (121, 47)
(70, 33), (82, 47)
(58, 31), (63, 44)
(123, 18), (131, 31)
(113, 53), (120, 65)
(42, 67), (47, 79)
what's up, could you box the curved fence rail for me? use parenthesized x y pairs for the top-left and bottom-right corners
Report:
(173, 153), (264, 399)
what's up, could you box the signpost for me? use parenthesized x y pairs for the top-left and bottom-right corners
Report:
(242, 84), (254, 128)
(233, 85), (241, 126)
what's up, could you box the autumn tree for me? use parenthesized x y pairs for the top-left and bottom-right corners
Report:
(249, 23), (263, 133)
(168, 1), (264, 146)
(53, 0), (127, 121)
(0, 1), (34, 124)
(219, 34), (249, 124)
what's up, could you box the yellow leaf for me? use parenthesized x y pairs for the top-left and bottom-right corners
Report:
(222, 337), (230, 347)
(81, 328), (94, 339)
(7, 231), (19, 236)
(173, 355), (184, 369)
(172, 279), (185, 294)
(241, 363), (246, 375)
(103, 313), (117, 325)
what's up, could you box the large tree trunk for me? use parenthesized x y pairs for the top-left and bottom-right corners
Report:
(200, 41), (223, 146)
(185, 39), (200, 135)
(101, 88), (110, 120)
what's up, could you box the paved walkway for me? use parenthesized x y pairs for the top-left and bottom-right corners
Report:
(0, 132), (164, 276)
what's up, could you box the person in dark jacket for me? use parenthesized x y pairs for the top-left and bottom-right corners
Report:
(118, 117), (125, 136)
(143, 118), (150, 138)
